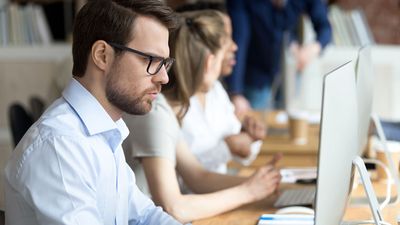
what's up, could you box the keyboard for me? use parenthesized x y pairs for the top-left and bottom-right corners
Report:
(274, 186), (316, 208)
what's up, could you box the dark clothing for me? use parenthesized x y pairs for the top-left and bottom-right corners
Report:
(225, 0), (332, 94)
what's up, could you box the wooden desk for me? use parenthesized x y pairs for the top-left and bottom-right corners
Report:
(202, 111), (399, 225)
(201, 162), (399, 222)
(262, 124), (319, 155)
(261, 110), (320, 154)
(229, 110), (319, 169)
(234, 154), (318, 169)
(194, 163), (400, 225)
(192, 182), (400, 225)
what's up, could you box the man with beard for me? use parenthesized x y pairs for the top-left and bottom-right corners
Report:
(4, 1), (181, 225)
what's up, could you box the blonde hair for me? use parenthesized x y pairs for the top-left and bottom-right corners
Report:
(163, 10), (226, 123)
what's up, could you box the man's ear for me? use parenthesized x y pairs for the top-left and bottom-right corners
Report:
(91, 40), (114, 72)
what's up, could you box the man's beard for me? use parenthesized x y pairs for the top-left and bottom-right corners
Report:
(105, 72), (153, 115)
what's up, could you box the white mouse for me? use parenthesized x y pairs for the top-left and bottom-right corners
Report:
(275, 206), (315, 215)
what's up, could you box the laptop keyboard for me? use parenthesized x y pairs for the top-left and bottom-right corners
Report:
(274, 186), (316, 208)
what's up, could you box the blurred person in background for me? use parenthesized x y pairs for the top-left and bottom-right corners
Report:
(225, 0), (332, 115)
(176, 2), (268, 176)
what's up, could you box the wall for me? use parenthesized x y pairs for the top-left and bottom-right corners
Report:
(294, 45), (400, 121)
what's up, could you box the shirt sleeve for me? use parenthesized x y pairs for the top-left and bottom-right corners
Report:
(124, 96), (179, 163)
(8, 136), (103, 225)
(126, 166), (181, 225)
(307, 0), (332, 48)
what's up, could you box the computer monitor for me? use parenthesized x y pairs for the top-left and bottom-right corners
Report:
(356, 46), (374, 156)
(356, 45), (400, 205)
(314, 60), (383, 225)
(314, 61), (359, 225)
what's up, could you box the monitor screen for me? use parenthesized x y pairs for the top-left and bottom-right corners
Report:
(356, 46), (374, 156)
(314, 61), (359, 225)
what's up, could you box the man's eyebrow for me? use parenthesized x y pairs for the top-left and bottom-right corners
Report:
(142, 51), (166, 59)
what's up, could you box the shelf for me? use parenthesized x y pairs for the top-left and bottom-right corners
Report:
(0, 43), (71, 61)
(10, 0), (70, 4)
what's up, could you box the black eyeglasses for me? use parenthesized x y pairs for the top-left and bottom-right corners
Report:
(107, 42), (175, 75)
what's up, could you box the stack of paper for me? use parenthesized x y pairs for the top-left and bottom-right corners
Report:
(258, 214), (314, 225)
(280, 167), (317, 183)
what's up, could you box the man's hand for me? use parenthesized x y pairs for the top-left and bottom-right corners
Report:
(241, 154), (282, 201)
(242, 116), (266, 141)
(291, 42), (321, 72)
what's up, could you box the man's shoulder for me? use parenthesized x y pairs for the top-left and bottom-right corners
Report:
(17, 98), (88, 148)
(5, 99), (91, 187)
(39, 98), (86, 135)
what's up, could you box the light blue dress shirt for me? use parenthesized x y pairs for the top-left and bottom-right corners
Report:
(4, 79), (181, 225)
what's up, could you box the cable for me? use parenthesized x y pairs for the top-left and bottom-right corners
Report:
(342, 220), (391, 225)
(372, 113), (400, 205)
(362, 158), (393, 210)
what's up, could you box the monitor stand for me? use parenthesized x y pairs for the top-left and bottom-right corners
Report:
(372, 113), (400, 204)
(349, 156), (383, 225)
(350, 113), (399, 207)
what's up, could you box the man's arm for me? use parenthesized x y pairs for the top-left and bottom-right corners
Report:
(226, 0), (253, 116)
(307, 0), (332, 48)
(126, 167), (181, 225)
(141, 140), (281, 223)
(8, 137), (104, 224)
(292, 41), (321, 72)
(291, 0), (332, 71)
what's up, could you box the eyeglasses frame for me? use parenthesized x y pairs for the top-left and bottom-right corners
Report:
(107, 42), (175, 75)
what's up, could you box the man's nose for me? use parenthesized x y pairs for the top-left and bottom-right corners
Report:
(153, 66), (169, 84)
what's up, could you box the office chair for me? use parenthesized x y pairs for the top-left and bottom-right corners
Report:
(0, 210), (4, 225)
(29, 96), (46, 121)
(8, 103), (34, 147)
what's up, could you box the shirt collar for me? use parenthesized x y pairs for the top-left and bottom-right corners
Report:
(62, 78), (129, 141)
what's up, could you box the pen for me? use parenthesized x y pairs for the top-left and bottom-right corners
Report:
(259, 214), (314, 224)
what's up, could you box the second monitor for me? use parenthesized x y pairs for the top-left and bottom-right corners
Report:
(314, 60), (383, 225)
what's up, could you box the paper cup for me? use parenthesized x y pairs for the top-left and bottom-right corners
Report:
(288, 110), (309, 145)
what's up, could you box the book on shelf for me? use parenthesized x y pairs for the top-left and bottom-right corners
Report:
(328, 5), (374, 46)
(0, 6), (8, 45)
(0, 0), (5, 8)
(0, 3), (53, 46)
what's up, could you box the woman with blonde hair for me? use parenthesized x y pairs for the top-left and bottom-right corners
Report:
(178, 2), (268, 175)
(124, 10), (281, 223)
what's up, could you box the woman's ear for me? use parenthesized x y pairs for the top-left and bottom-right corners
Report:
(204, 53), (216, 75)
(91, 40), (114, 72)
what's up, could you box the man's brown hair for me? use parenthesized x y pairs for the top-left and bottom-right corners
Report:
(72, 0), (177, 77)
